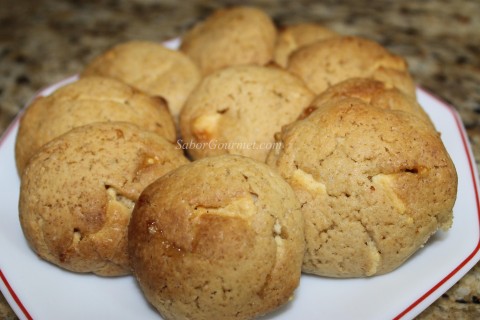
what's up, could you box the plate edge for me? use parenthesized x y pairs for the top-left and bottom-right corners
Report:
(0, 83), (479, 320)
(394, 87), (480, 319)
(0, 269), (32, 320)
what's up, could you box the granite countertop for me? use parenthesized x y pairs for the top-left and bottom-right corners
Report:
(1, 0), (479, 319)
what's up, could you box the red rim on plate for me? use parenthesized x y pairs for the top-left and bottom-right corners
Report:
(393, 88), (480, 319)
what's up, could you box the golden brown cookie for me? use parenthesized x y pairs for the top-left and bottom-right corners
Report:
(287, 36), (416, 97)
(128, 154), (304, 320)
(267, 98), (457, 277)
(301, 78), (434, 127)
(179, 65), (314, 162)
(15, 76), (176, 175)
(82, 41), (201, 121)
(273, 22), (339, 67)
(19, 122), (189, 276)
(180, 6), (277, 75)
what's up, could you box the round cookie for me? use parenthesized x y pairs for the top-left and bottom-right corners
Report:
(180, 6), (277, 75)
(301, 78), (434, 127)
(267, 98), (457, 277)
(273, 23), (339, 67)
(128, 155), (304, 320)
(15, 76), (176, 175)
(179, 65), (314, 162)
(287, 36), (416, 97)
(19, 122), (189, 276)
(82, 41), (201, 121)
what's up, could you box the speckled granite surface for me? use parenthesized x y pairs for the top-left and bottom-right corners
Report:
(0, 0), (479, 319)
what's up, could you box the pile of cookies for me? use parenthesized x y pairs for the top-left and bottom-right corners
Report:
(16, 6), (458, 320)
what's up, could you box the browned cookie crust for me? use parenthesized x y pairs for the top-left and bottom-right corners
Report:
(273, 22), (339, 67)
(15, 76), (176, 175)
(304, 78), (434, 127)
(19, 122), (188, 276)
(180, 65), (314, 162)
(129, 155), (305, 320)
(267, 98), (457, 277)
(82, 41), (200, 122)
(287, 36), (416, 97)
(180, 6), (277, 75)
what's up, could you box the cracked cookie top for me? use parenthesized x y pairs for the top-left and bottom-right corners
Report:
(19, 122), (188, 276)
(15, 76), (176, 175)
(267, 97), (457, 277)
(128, 154), (304, 320)
(287, 36), (417, 97)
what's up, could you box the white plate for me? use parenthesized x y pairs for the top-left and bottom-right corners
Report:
(1, 40), (480, 320)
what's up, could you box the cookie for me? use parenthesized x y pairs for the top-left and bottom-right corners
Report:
(128, 155), (304, 320)
(179, 65), (314, 162)
(301, 78), (434, 127)
(82, 41), (201, 121)
(273, 22), (338, 67)
(287, 36), (416, 97)
(15, 76), (176, 175)
(19, 122), (189, 276)
(180, 6), (277, 75)
(267, 98), (457, 277)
